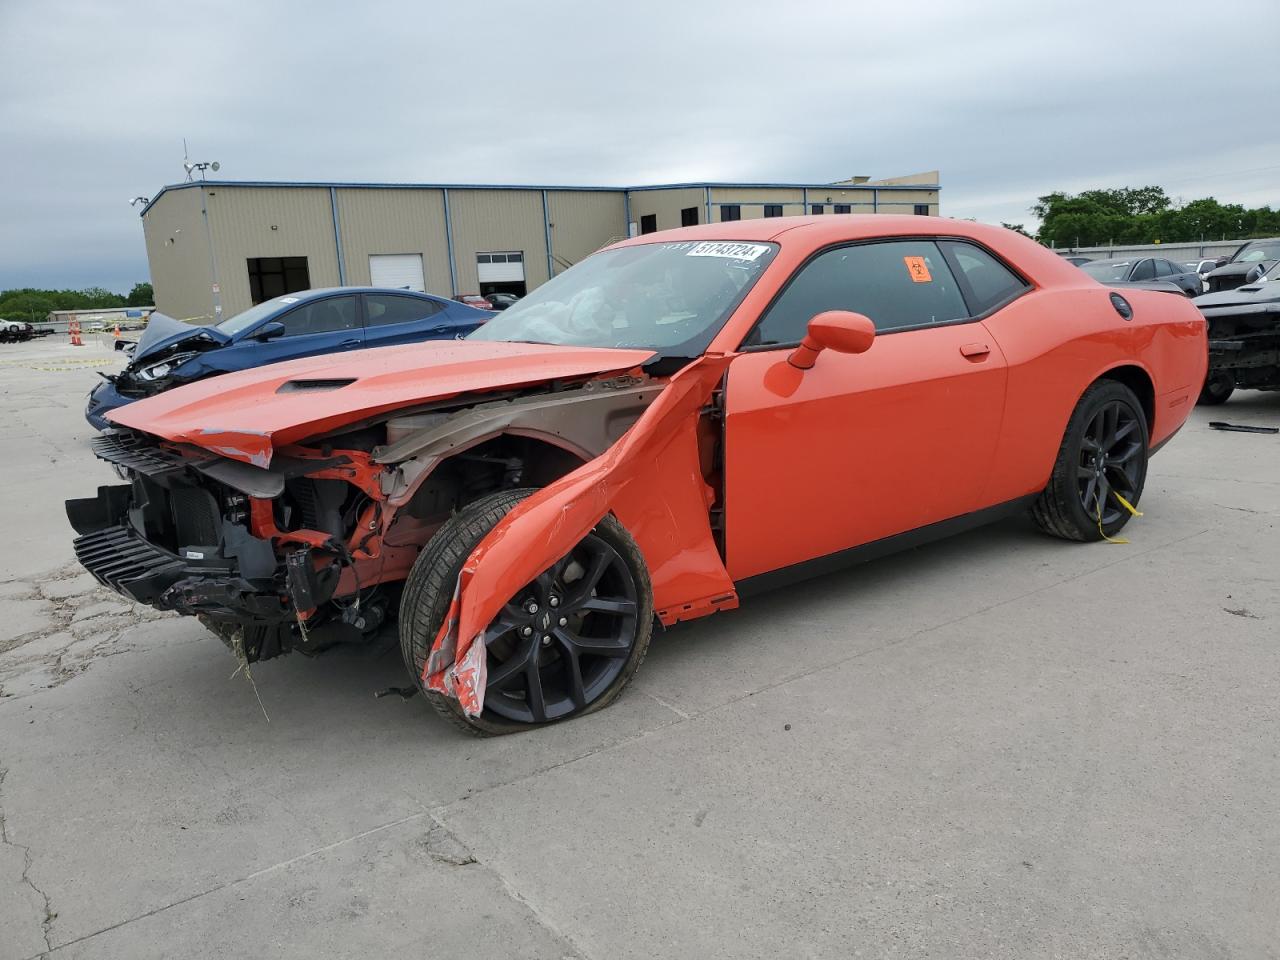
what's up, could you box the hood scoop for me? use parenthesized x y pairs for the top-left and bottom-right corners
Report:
(277, 377), (358, 393)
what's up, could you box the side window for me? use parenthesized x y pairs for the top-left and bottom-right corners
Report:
(276, 296), (359, 337)
(940, 241), (1028, 314)
(365, 294), (441, 327)
(1130, 259), (1156, 281)
(750, 240), (968, 346)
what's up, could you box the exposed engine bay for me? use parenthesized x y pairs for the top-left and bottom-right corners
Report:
(68, 373), (668, 662)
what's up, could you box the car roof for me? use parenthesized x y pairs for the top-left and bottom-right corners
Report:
(295, 287), (441, 298)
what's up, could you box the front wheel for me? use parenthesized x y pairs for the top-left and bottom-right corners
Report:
(1032, 381), (1149, 542)
(400, 488), (653, 736)
(1197, 370), (1235, 406)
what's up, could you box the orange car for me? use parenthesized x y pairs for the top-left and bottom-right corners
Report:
(67, 217), (1206, 734)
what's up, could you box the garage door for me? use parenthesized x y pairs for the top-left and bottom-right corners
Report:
(477, 252), (525, 284)
(369, 254), (425, 292)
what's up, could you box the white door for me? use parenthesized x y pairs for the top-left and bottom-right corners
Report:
(369, 254), (426, 292)
(477, 252), (525, 284)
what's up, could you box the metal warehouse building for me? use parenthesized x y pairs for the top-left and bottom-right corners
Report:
(140, 172), (940, 322)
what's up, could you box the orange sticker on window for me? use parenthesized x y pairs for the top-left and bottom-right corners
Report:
(904, 256), (932, 282)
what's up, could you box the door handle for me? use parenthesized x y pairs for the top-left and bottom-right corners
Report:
(340, 338), (362, 348)
(960, 342), (991, 359)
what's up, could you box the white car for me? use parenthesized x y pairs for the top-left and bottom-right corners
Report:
(0, 319), (33, 342)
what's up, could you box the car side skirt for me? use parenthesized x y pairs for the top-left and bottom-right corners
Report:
(735, 493), (1039, 599)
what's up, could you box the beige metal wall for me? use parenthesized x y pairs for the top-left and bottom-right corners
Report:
(627, 187), (707, 233)
(334, 187), (451, 295)
(141, 188), (215, 321)
(710, 186), (807, 220)
(447, 189), (550, 294)
(872, 190), (939, 215)
(546, 190), (627, 272)
(204, 186), (340, 318)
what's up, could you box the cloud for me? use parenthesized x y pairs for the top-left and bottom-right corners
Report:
(1, 0), (1275, 290)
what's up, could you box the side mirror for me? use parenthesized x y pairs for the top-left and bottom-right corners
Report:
(254, 321), (286, 341)
(787, 311), (876, 370)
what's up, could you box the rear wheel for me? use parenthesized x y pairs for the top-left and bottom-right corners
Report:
(400, 489), (653, 736)
(1197, 370), (1235, 406)
(1032, 381), (1149, 542)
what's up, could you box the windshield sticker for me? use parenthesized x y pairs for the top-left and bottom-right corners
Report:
(687, 242), (770, 262)
(904, 256), (932, 283)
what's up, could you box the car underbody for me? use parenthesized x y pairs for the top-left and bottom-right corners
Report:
(68, 371), (671, 664)
(1204, 305), (1280, 393)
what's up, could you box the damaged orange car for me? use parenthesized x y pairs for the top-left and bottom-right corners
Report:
(67, 217), (1207, 734)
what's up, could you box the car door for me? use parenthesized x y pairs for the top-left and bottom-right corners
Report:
(361, 293), (463, 348)
(210, 294), (364, 373)
(722, 238), (1011, 582)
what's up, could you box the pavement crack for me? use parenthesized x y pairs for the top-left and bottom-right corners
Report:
(1, 767), (56, 955)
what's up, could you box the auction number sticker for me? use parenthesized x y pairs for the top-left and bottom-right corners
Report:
(904, 256), (932, 282)
(687, 242), (771, 262)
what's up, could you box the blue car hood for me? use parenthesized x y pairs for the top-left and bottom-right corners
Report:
(130, 313), (231, 363)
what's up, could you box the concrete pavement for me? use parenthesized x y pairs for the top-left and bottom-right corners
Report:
(1, 337), (1277, 958)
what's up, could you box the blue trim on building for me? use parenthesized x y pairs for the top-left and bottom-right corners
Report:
(329, 187), (347, 285)
(442, 188), (458, 296)
(140, 178), (941, 218)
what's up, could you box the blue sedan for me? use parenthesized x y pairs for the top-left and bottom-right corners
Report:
(86, 288), (490, 430)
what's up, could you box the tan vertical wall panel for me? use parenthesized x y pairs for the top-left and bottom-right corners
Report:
(710, 187), (806, 220)
(447, 190), (548, 294)
(141, 188), (215, 321)
(627, 187), (706, 233)
(334, 188), (451, 295)
(204, 187), (339, 318)
(545, 191), (627, 272)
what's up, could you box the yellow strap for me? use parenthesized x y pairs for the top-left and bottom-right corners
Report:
(1097, 490), (1142, 544)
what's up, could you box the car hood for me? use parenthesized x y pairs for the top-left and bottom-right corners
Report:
(1195, 280), (1280, 308)
(130, 312), (230, 362)
(1208, 260), (1274, 279)
(107, 339), (656, 467)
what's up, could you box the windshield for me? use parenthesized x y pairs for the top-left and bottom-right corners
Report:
(469, 240), (778, 356)
(215, 295), (302, 336)
(1232, 241), (1280, 263)
(1080, 261), (1131, 281)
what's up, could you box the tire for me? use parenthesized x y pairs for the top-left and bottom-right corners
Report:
(1032, 380), (1149, 542)
(1197, 371), (1235, 406)
(400, 488), (653, 736)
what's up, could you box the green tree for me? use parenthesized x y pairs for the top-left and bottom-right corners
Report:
(126, 282), (154, 306)
(1001, 223), (1031, 237)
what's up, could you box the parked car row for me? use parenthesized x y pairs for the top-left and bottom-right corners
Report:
(452, 292), (522, 311)
(68, 217), (1207, 734)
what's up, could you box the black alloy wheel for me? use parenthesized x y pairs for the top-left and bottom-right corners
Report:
(400, 488), (653, 736)
(481, 533), (640, 724)
(1076, 400), (1143, 526)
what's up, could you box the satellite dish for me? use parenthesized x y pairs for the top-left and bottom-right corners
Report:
(211, 161), (220, 172)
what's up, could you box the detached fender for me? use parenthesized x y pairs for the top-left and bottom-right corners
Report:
(425, 355), (736, 716)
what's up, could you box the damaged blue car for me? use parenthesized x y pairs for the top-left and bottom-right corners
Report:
(86, 288), (490, 430)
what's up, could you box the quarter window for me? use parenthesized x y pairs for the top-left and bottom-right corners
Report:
(364, 294), (441, 327)
(749, 240), (968, 346)
(276, 295), (359, 336)
(940, 241), (1028, 314)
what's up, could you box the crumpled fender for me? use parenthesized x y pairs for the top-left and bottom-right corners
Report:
(425, 354), (736, 717)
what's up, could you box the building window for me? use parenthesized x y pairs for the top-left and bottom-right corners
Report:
(681, 207), (699, 227)
(640, 214), (658, 234)
(247, 256), (310, 304)
(763, 204), (783, 218)
(811, 204), (825, 215)
(720, 205), (741, 222)
(834, 204), (851, 214)
(914, 204), (930, 216)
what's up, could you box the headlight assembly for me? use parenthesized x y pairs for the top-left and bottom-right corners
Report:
(134, 352), (197, 382)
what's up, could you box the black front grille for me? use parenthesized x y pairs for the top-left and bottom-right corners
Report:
(90, 432), (197, 479)
(73, 525), (189, 604)
(171, 486), (221, 545)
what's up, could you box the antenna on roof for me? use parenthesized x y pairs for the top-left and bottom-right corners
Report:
(182, 138), (221, 182)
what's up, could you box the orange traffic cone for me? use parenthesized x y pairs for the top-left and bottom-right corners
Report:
(69, 321), (83, 346)
(113, 323), (121, 339)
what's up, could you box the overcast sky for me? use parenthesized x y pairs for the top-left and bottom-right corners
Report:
(1, 0), (1276, 293)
